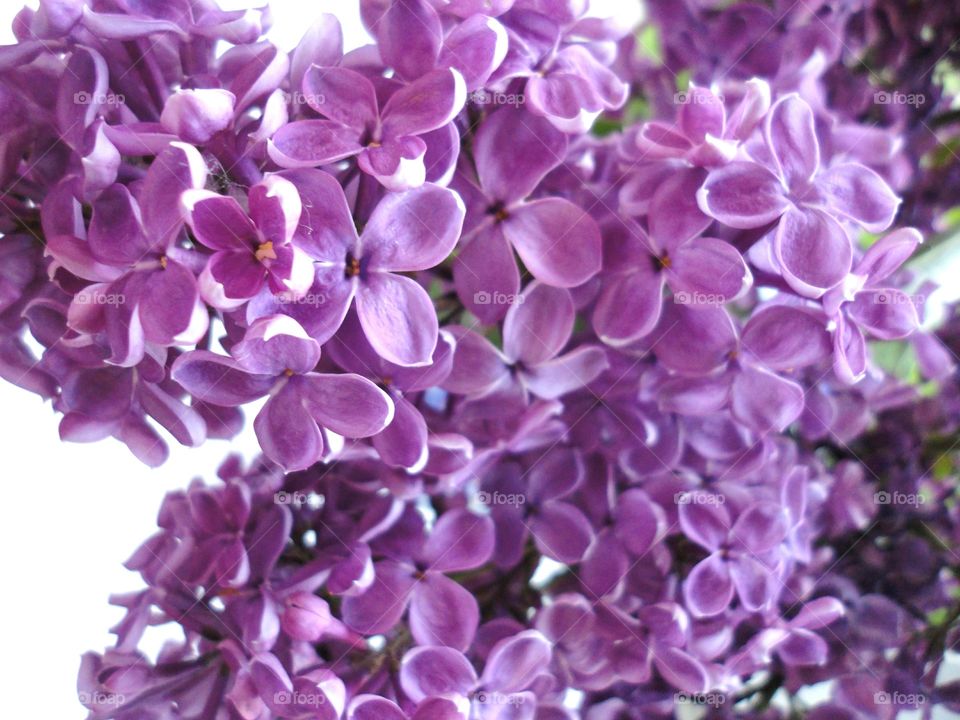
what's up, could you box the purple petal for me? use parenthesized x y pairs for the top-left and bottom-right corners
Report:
(281, 168), (359, 262)
(775, 207), (852, 297)
(290, 14), (344, 94)
(474, 107), (566, 203)
(160, 88), (235, 145)
(765, 94), (819, 188)
(729, 555), (777, 612)
(678, 499), (730, 551)
(172, 351), (275, 406)
(56, 46), (108, 147)
(741, 305), (831, 370)
(833, 313), (867, 384)
(269, 119), (362, 168)
(648, 167), (712, 252)
(410, 573), (479, 650)
(376, 0), (443, 81)
(300, 373), (394, 437)
(653, 647), (709, 694)
(341, 561), (415, 635)
(301, 65), (378, 129)
(522, 346), (609, 399)
(363, 184), (465, 272)
(138, 261), (206, 345)
(697, 161), (789, 229)
(348, 695), (406, 720)
(731, 366), (805, 434)
(653, 303), (738, 376)
(731, 502), (789, 553)
(358, 136), (428, 191)
(818, 162), (900, 233)
(684, 554), (734, 617)
(88, 184), (151, 265)
(854, 227), (921, 284)
(421, 509), (495, 572)
(382, 68), (467, 138)
(232, 315), (322, 375)
(140, 142), (207, 245)
(530, 501), (594, 563)
(400, 646), (477, 703)
(254, 385), (325, 471)
(526, 72), (601, 134)
(503, 281), (573, 365)
(480, 630), (552, 693)
(439, 14), (509, 91)
(442, 326), (510, 395)
(678, 85), (725, 142)
(454, 224), (521, 324)
(249, 174), (302, 245)
(356, 272), (438, 367)
(668, 237), (751, 303)
(847, 289), (919, 339)
(776, 629), (828, 665)
(613, 489), (663, 556)
(182, 191), (258, 251)
(374, 396), (429, 470)
(504, 198), (601, 288)
(593, 266), (663, 347)
(580, 528), (629, 599)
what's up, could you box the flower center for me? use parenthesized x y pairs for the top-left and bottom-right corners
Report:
(487, 201), (509, 223)
(256, 241), (277, 262)
(345, 255), (362, 277)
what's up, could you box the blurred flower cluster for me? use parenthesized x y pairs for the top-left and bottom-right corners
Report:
(2, 0), (960, 717)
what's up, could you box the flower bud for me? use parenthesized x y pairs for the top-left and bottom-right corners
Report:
(281, 592), (332, 641)
(160, 88), (235, 144)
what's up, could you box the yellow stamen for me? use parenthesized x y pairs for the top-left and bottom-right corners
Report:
(256, 241), (277, 262)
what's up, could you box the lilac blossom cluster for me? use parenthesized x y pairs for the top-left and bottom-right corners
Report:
(1, 0), (960, 718)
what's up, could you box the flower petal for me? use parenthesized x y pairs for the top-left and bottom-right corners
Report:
(356, 272), (439, 367)
(504, 198), (601, 288)
(364, 183), (465, 272)
(697, 161), (788, 229)
(818, 162), (900, 233)
(774, 207), (852, 297)
(268, 119), (362, 168)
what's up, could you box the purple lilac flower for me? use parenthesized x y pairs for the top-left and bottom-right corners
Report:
(1, 0), (959, 717)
